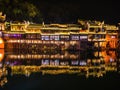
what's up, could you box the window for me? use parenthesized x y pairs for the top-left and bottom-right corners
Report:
(54, 36), (59, 40)
(79, 61), (86, 66)
(95, 28), (101, 33)
(71, 61), (79, 65)
(60, 35), (69, 40)
(42, 60), (49, 65)
(89, 28), (94, 32)
(101, 35), (105, 39)
(94, 35), (100, 39)
(102, 28), (105, 32)
(50, 35), (59, 40)
(80, 36), (88, 40)
(41, 35), (49, 40)
(111, 36), (116, 38)
(50, 36), (54, 40)
(37, 34), (41, 39)
(71, 35), (79, 40)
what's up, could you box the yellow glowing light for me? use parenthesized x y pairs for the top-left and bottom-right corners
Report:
(0, 53), (2, 58)
(0, 39), (3, 44)
(0, 38), (4, 48)
(0, 49), (4, 62)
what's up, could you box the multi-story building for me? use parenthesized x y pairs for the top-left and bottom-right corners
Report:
(3, 22), (89, 51)
(0, 13), (119, 50)
(86, 20), (106, 50)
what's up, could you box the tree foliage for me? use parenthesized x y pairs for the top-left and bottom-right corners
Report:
(0, 0), (42, 23)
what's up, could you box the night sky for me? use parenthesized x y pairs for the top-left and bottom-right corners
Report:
(33, 0), (120, 24)
(1, 0), (120, 24)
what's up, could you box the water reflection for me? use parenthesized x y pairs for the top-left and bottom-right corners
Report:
(0, 49), (7, 87)
(0, 49), (120, 87)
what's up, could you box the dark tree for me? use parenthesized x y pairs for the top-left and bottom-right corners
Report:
(0, 0), (42, 23)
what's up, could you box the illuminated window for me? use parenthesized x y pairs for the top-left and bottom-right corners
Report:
(17, 40), (20, 43)
(111, 36), (116, 38)
(20, 40), (24, 43)
(71, 61), (79, 65)
(38, 40), (42, 43)
(71, 35), (79, 40)
(50, 35), (59, 40)
(54, 60), (59, 65)
(50, 36), (54, 40)
(54, 36), (59, 40)
(60, 35), (69, 40)
(4, 34), (9, 37)
(70, 41), (76, 45)
(80, 36), (88, 39)
(61, 41), (64, 44)
(33, 40), (38, 43)
(50, 60), (55, 65)
(42, 60), (49, 65)
(27, 40), (31, 43)
(41, 36), (49, 40)
(50, 41), (53, 43)
(79, 61), (86, 66)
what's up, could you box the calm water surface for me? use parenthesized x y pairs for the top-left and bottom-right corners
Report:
(0, 50), (120, 90)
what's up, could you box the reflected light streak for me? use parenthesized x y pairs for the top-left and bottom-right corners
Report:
(0, 49), (4, 62)
(0, 38), (4, 48)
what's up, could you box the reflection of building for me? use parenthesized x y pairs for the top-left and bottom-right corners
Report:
(0, 49), (4, 62)
(5, 51), (88, 64)
(9, 58), (116, 78)
(117, 23), (120, 50)
(3, 50), (118, 78)
(0, 12), (5, 48)
(0, 67), (8, 87)
(0, 12), (5, 30)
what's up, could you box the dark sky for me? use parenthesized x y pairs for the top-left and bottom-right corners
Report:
(26, 0), (120, 24)
(32, 0), (119, 24)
